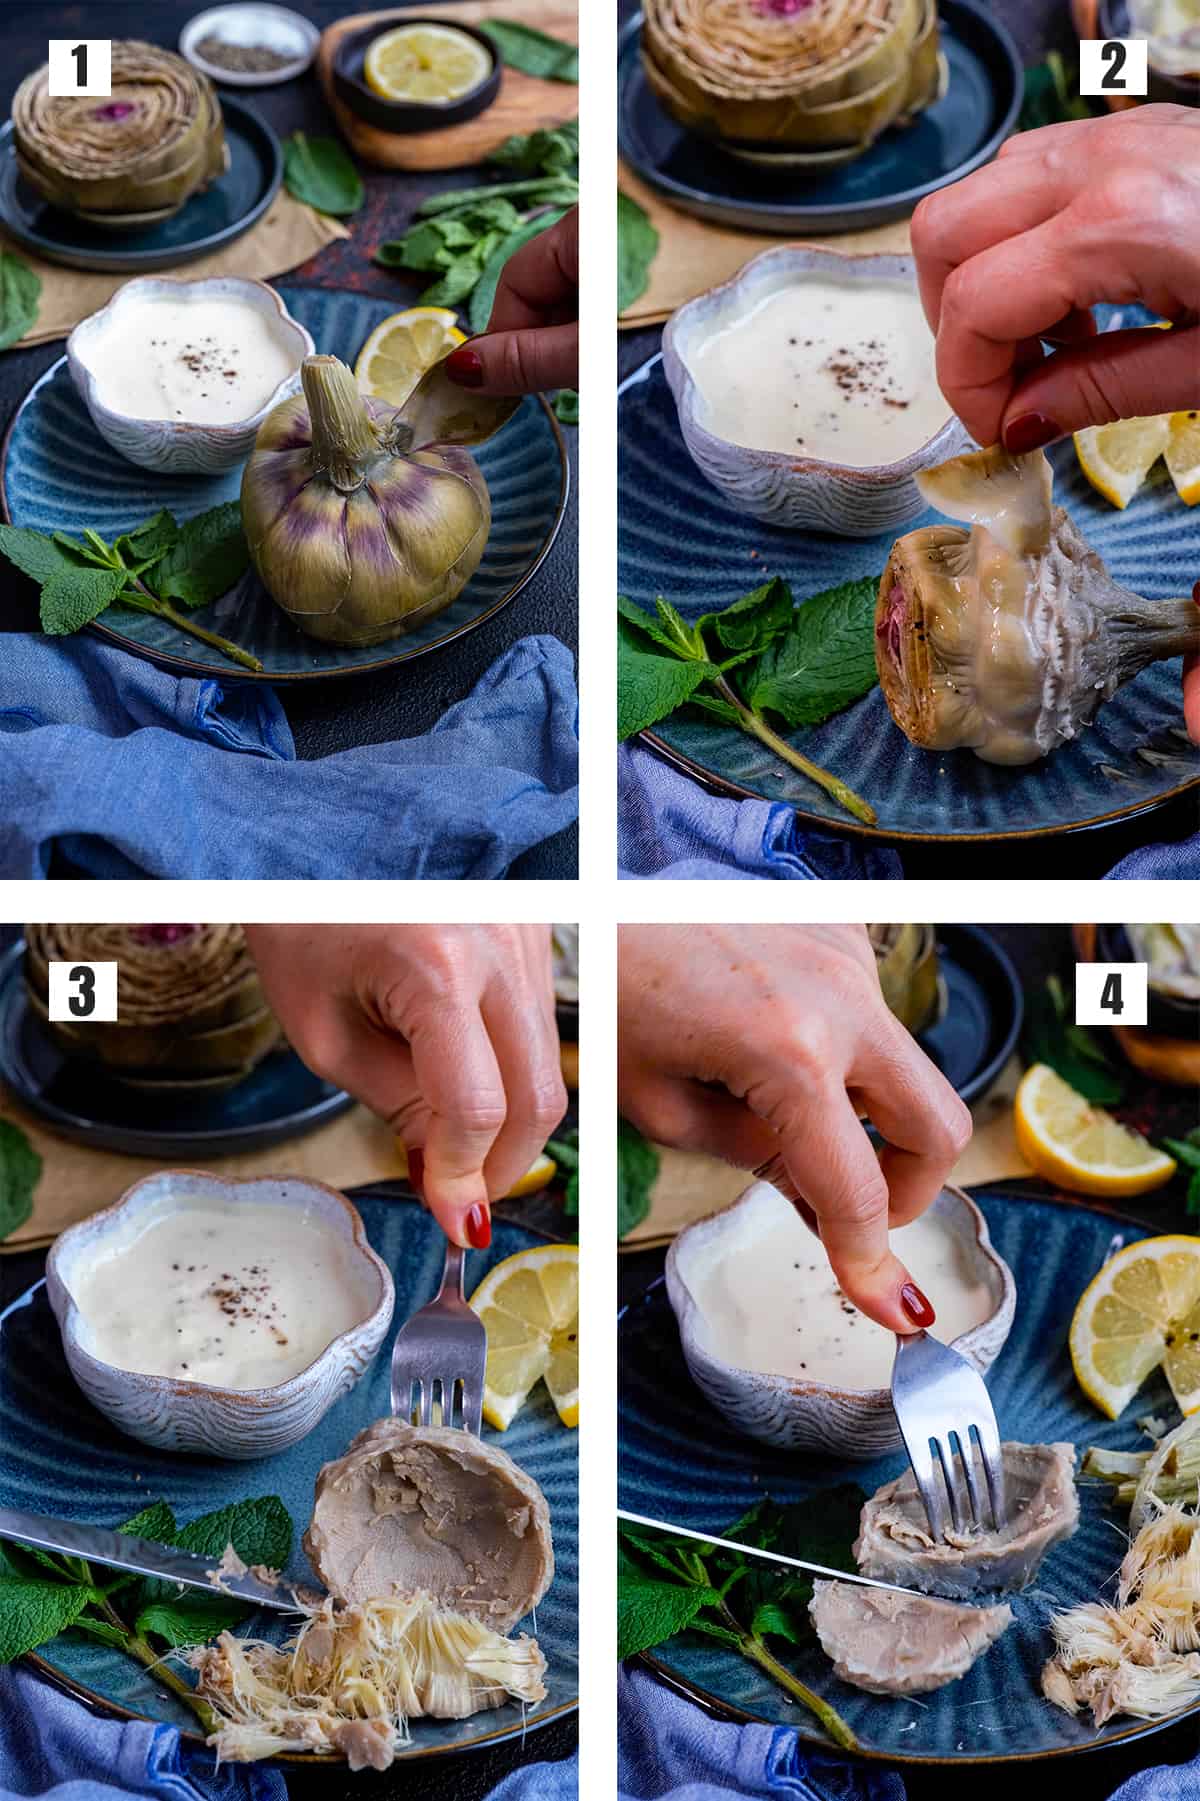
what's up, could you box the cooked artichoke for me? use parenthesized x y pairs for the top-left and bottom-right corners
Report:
(241, 354), (516, 648)
(641, 0), (941, 159)
(875, 446), (1200, 765)
(12, 41), (227, 228)
(868, 923), (942, 1033)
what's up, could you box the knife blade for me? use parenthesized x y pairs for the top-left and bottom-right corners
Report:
(0, 1507), (306, 1614)
(618, 1509), (928, 1598)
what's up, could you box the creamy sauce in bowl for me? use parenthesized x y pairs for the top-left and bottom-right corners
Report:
(688, 278), (949, 467)
(88, 296), (300, 425)
(71, 1197), (375, 1389)
(686, 1201), (994, 1390)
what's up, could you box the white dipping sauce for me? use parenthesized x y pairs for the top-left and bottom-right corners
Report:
(688, 1195), (993, 1390)
(689, 278), (948, 466)
(72, 1198), (370, 1388)
(90, 297), (298, 425)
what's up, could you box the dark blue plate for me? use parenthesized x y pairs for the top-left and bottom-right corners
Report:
(0, 1194), (577, 1763)
(618, 333), (1200, 842)
(916, 925), (1022, 1107)
(617, 1), (1022, 234)
(619, 1189), (1193, 1763)
(0, 942), (352, 1158)
(2, 285), (568, 682)
(0, 97), (281, 274)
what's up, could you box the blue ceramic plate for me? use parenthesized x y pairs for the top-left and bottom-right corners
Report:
(0, 1194), (577, 1763)
(914, 926), (1022, 1108)
(618, 339), (1200, 842)
(619, 1189), (1196, 1764)
(0, 942), (352, 1160)
(2, 286), (568, 682)
(0, 99), (280, 274)
(617, 2), (1022, 235)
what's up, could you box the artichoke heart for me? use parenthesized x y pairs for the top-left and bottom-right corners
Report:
(875, 445), (1200, 765)
(641, 0), (941, 155)
(241, 354), (517, 649)
(12, 41), (227, 227)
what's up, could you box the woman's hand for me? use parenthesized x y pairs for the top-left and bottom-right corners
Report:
(244, 926), (567, 1249)
(911, 105), (1200, 451)
(617, 925), (972, 1334)
(445, 206), (578, 395)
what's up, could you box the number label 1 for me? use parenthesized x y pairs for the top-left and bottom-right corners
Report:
(47, 961), (118, 1023)
(1075, 962), (1148, 1028)
(46, 39), (112, 98)
(1077, 38), (1149, 96)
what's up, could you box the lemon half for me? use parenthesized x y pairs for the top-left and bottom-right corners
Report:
(1070, 1236), (1200, 1419)
(354, 307), (465, 408)
(1014, 1064), (1177, 1198)
(364, 24), (492, 104)
(469, 1243), (579, 1431)
(1165, 410), (1200, 506)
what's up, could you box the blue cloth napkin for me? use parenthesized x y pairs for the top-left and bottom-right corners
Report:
(617, 745), (901, 881)
(486, 1749), (579, 1799)
(1105, 831), (1200, 880)
(1110, 1747), (1200, 1799)
(0, 1666), (283, 1801)
(0, 634), (577, 879)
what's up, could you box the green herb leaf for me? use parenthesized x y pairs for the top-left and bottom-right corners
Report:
(0, 1109), (40, 1239)
(115, 510), (179, 574)
(478, 20), (578, 81)
(150, 504), (249, 611)
(687, 692), (742, 727)
(0, 1573), (93, 1662)
(0, 525), (88, 586)
(135, 1592), (248, 1648)
(71, 1615), (134, 1649)
(1164, 1138), (1200, 1172)
(467, 207), (570, 334)
(489, 119), (578, 174)
(418, 176), (576, 217)
(617, 1544), (714, 1659)
(0, 249), (41, 352)
(283, 132), (364, 217)
(119, 1501), (178, 1543)
(38, 566), (127, 635)
(1188, 1168), (1200, 1218)
(697, 576), (795, 657)
(617, 1115), (658, 1239)
(617, 610), (714, 740)
(739, 578), (878, 727)
(174, 1495), (292, 1571)
(1019, 51), (1093, 133)
(553, 389), (579, 425)
(1023, 977), (1124, 1105)
(617, 191), (658, 315)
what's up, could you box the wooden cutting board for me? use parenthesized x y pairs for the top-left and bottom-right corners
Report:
(318, 1), (578, 171)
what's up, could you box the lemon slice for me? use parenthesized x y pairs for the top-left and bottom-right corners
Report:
(1165, 410), (1200, 506)
(469, 1244), (579, 1431)
(1014, 1064), (1177, 1197)
(394, 1140), (556, 1202)
(1070, 1236), (1200, 1419)
(364, 23), (491, 104)
(355, 307), (465, 408)
(1073, 415), (1173, 509)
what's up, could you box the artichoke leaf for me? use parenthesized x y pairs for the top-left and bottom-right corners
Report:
(397, 347), (520, 451)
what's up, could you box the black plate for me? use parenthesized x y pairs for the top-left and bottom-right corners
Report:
(617, 0), (1023, 234)
(917, 924), (1023, 1105)
(0, 943), (352, 1157)
(0, 96), (281, 274)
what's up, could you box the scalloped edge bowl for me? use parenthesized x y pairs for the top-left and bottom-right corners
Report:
(46, 1169), (394, 1460)
(661, 246), (971, 536)
(665, 1179), (1015, 1458)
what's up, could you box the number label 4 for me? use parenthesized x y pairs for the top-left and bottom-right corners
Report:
(1075, 962), (1148, 1028)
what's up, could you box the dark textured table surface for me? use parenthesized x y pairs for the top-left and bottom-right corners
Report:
(616, 0), (1200, 879)
(617, 925), (1200, 1796)
(0, 0), (578, 879)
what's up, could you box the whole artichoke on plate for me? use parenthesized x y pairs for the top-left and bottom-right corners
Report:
(241, 353), (517, 649)
(641, 0), (941, 161)
(23, 923), (279, 1090)
(12, 41), (227, 228)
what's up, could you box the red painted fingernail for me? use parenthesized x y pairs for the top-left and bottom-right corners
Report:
(445, 347), (484, 388)
(900, 1283), (936, 1328)
(466, 1204), (492, 1250)
(407, 1147), (424, 1198)
(1003, 412), (1061, 454)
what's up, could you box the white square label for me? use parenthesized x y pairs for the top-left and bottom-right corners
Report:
(47, 40), (111, 98)
(47, 961), (118, 1023)
(1076, 962), (1148, 1027)
(1078, 38), (1148, 96)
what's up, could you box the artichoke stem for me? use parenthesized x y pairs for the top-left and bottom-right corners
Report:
(301, 355), (379, 492)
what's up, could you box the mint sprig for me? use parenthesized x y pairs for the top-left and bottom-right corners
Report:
(0, 1119), (41, 1241)
(617, 1115), (658, 1240)
(617, 577), (878, 824)
(0, 505), (260, 672)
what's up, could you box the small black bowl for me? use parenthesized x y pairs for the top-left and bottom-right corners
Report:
(1100, 0), (1200, 105)
(1096, 923), (1200, 1043)
(332, 18), (500, 134)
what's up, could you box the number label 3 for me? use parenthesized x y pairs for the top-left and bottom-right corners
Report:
(1075, 962), (1149, 1028)
(1077, 38), (1149, 97)
(47, 961), (119, 1023)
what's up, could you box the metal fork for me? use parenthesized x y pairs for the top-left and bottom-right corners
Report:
(389, 1239), (487, 1433)
(891, 1331), (1006, 1543)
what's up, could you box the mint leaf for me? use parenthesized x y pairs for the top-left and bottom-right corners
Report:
(115, 510), (178, 573)
(119, 1501), (177, 1543)
(553, 389), (579, 425)
(618, 614), (712, 740)
(617, 1544), (713, 1660)
(0, 249), (41, 352)
(617, 1115), (658, 1239)
(0, 1575), (93, 1662)
(617, 192), (658, 314)
(478, 20), (578, 81)
(1023, 978), (1124, 1104)
(0, 1118), (41, 1239)
(1164, 1138), (1200, 1172)
(467, 208), (570, 334)
(697, 577), (794, 656)
(489, 120), (578, 174)
(283, 132), (364, 216)
(739, 578), (877, 728)
(175, 1495), (292, 1571)
(135, 1592), (247, 1648)
(40, 566), (129, 635)
(687, 692), (741, 726)
(0, 525), (86, 586)
(151, 504), (248, 611)
(71, 1615), (133, 1649)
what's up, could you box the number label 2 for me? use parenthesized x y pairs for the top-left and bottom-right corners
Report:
(1078, 38), (1148, 97)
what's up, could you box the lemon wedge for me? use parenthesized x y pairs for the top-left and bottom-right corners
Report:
(354, 307), (465, 408)
(1165, 410), (1200, 506)
(1073, 415), (1172, 509)
(1070, 1236), (1200, 1419)
(364, 23), (491, 104)
(469, 1244), (579, 1431)
(1014, 1064), (1177, 1197)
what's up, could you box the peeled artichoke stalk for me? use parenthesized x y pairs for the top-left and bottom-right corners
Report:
(875, 446), (1200, 765)
(241, 355), (504, 649)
